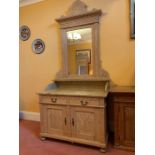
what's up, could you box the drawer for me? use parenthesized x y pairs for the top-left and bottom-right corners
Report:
(39, 95), (67, 105)
(112, 95), (135, 103)
(69, 97), (105, 107)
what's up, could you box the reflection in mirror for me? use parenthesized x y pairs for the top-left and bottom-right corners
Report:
(67, 28), (93, 76)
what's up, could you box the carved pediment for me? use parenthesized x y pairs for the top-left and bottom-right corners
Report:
(56, 0), (103, 23)
(66, 0), (88, 16)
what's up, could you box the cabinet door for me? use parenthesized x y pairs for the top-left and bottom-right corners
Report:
(71, 107), (105, 142)
(119, 103), (135, 147)
(41, 104), (70, 137)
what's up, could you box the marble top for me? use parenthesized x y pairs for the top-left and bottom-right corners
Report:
(38, 88), (108, 98)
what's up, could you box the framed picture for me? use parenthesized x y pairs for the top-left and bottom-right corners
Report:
(32, 39), (45, 54)
(19, 25), (31, 41)
(130, 0), (135, 39)
(76, 49), (91, 63)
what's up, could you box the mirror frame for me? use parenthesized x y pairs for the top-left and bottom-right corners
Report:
(55, 2), (108, 80)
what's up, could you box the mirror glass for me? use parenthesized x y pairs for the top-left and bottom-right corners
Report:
(67, 28), (93, 76)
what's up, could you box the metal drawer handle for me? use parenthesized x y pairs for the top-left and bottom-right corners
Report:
(51, 98), (57, 103)
(72, 118), (74, 126)
(85, 101), (88, 105)
(64, 117), (67, 125)
(80, 100), (88, 106)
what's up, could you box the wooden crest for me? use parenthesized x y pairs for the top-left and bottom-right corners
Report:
(66, 0), (88, 16)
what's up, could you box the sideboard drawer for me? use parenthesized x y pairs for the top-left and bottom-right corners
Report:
(39, 95), (68, 105)
(112, 94), (135, 103)
(70, 97), (105, 107)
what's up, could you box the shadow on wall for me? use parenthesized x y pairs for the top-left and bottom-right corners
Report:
(44, 82), (58, 91)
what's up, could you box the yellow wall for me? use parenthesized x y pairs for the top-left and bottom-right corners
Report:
(20, 0), (135, 112)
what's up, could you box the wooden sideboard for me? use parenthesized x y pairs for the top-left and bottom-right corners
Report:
(38, 80), (109, 152)
(107, 86), (135, 151)
(38, 1), (110, 152)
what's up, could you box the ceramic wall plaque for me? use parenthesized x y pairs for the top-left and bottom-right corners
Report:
(32, 39), (45, 54)
(19, 25), (31, 41)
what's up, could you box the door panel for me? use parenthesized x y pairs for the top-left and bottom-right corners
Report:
(45, 105), (70, 137)
(120, 103), (135, 147)
(71, 107), (97, 141)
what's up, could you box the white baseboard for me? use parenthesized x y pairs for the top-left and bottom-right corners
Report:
(19, 111), (40, 121)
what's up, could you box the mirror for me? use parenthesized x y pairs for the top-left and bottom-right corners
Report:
(67, 28), (93, 76)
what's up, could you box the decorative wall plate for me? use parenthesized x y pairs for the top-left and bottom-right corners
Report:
(32, 39), (45, 54)
(19, 25), (31, 41)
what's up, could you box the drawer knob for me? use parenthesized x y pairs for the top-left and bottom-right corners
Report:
(51, 98), (57, 103)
